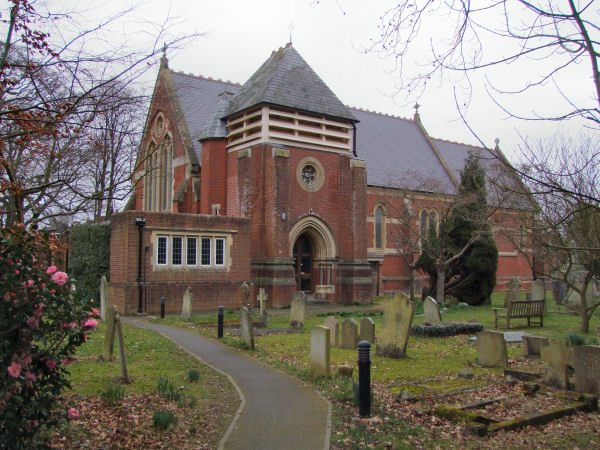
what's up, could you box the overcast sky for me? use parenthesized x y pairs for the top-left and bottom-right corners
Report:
(8, 0), (592, 162)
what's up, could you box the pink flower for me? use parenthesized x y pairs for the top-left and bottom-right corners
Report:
(14, 269), (19, 275)
(20, 354), (32, 366)
(50, 289), (56, 294)
(51, 271), (68, 286)
(27, 279), (34, 287)
(24, 371), (36, 382)
(89, 308), (99, 317)
(83, 318), (98, 328)
(40, 282), (46, 289)
(46, 266), (57, 275)
(62, 322), (77, 329)
(7, 362), (21, 378)
(45, 359), (56, 369)
(67, 408), (79, 420)
(26, 316), (39, 329)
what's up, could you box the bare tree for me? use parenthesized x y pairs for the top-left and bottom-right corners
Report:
(370, 1), (600, 125)
(0, 0), (197, 226)
(503, 134), (600, 333)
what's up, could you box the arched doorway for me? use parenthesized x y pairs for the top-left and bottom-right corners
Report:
(293, 233), (314, 292)
(289, 215), (337, 296)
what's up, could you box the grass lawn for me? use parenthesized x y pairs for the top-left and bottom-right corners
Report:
(157, 292), (600, 449)
(50, 322), (238, 449)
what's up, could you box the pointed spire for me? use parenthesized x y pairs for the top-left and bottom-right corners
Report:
(413, 102), (421, 121)
(160, 43), (169, 69)
(494, 137), (500, 151)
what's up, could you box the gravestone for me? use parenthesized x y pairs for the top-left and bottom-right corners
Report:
(552, 280), (566, 304)
(239, 306), (255, 350)
(323, 317), (339, 347)
(423, 296), (442, 323)
(476, 330), (507, 367)
(290, 292), (307, 329)
(504, 278), (522, 307)
(564, 272), (595, 310)
(540, 339), (569, 389)
(99, 275), (108, 321)
(531, 279), (546, 301)
(359, 317), (375, 344)
(341, 319), (359, 349)
(181, 287), (192, 321)
(310, 326), (330, 377)
(574, 345), (600, 394)
(257, 288), (267, 317)
(523, 335), (548, 357)
(376, 293), (414, 358)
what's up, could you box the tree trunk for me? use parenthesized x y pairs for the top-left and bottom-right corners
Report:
(580, 290), (590, 334)
(436, 265), (445, 304)
(409, 265), (415, 301)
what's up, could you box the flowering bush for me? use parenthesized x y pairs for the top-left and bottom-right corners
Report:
(0, 225), (98, 447)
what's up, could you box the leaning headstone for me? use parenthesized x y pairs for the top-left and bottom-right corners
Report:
(377, 293), (414, 358)
(257, 288), (268, 317)
(359, 317), (375, 344)
(341, 319), (359, 349)
(504, 278), (522, 306)
(310, 326), (330, 377)
(239, 306), (255, 350)
(290, 292), (307, 329)
(540, 339), (569, 389)
(574, 345), (600, 394)
(99, 275), (108, 321)
(323, 317), (339, 347)
(181, 287), (192, 321)
(423, 296), (442, 323)
(552, 280), (566, 304)
(102, 306), (117, 361)
(531, 279), (546, 301)
(476, 330), (508, 367)
(523, 335), (548, 357)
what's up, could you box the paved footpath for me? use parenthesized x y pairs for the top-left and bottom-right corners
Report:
(124, 318), (330, 450)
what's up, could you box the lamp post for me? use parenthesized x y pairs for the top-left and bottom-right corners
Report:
(135, 217), (146, 314)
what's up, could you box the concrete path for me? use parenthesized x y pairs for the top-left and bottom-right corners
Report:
(124, 319), (330, 450)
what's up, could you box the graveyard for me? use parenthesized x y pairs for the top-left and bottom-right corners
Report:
(44, 284), (600, 448)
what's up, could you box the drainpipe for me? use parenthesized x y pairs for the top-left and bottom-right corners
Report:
(352, 123), (357, 157)
(135, 217), (146, 314)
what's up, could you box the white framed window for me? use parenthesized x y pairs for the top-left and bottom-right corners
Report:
(215, 238), (225, 266)
(187, 237), (197, 266)
(172, 236), (183, 265)
(157, 236), (168, 265)
(201, 237), (212, 266)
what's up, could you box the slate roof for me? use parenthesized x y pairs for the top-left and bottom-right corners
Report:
(225, 44), (356, 122)
(352, 108), (457, 194)
(169, 72), (240, 164)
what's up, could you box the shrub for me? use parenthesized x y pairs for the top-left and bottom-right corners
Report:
(568, 333), (586, 346)
(187, 369), (200, 382)
(157, 375), (181, 402)
(0, 225), (98, 447)
(152, 410), (177, 430)
(101, 383), (125, 403)
(411, 321), (484, 337)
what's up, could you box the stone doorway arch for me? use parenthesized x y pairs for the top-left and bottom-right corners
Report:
(289, 215), (337, 295)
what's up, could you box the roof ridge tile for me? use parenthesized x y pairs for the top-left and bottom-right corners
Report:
(432, 136), (495, 152)
(169, 69), (242, 87)
(349, 106), (413, 122)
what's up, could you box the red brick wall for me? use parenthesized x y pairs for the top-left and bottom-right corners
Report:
(108, 210), (250, 315)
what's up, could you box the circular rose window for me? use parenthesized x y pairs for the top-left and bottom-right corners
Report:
(296, 157), (324, 192)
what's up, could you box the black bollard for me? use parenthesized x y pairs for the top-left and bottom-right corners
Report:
(217, 305), (224, 339)
(160, 296), (165, 319)
(357, 340), (371, 418)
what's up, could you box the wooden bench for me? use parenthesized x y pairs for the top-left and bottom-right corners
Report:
(493, 299), (545, 329)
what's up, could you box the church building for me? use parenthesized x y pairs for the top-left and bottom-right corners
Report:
(108, 44), (534, 315)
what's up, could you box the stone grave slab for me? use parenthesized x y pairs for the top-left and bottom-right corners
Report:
(423, 296), (442, 323)
(540, 339), (569, 389)
(290, 292), (307, 329)
(341, 318), (359, 349)
(100, 275), (108, 321)
(376, 293), (414, 358)
(552, 280), (566, 304)
(258, 288), (267, 316)
(310, 326), (330, 377)
(504, 278), (522, 307)
(531, 279), (546, 301)
(181, 286), (192, 321)
(574, 345), (600, 394)
(240, 306), (255, 350)
(476, 330), (508, 367)
(359, 317), (375, 344)
(523, 335), (548, 357)
(323, 317), (339, 347)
